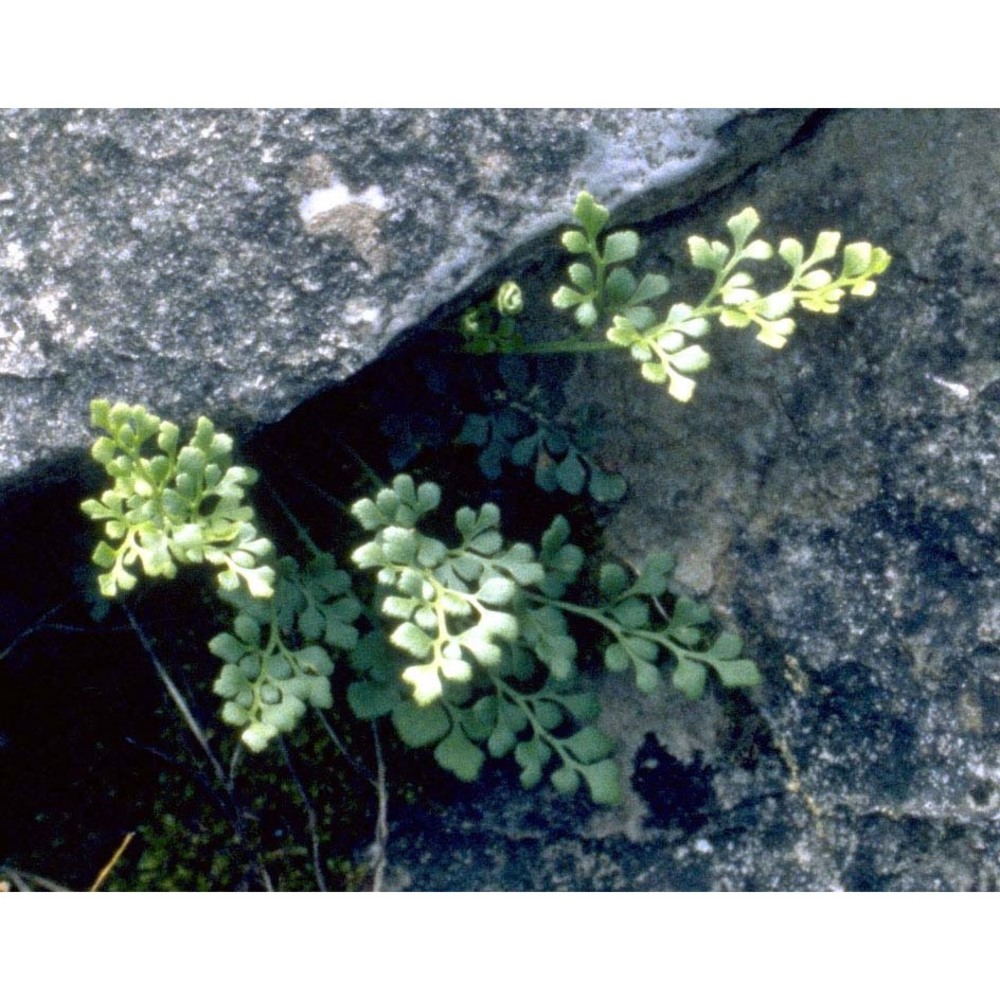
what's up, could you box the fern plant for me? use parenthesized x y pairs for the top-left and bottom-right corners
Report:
(462, 191), (891, 403)
(551, 191), (671, 330)
(209, 553), (363, 752)
(455, 358), (627, 502)
(78, 192), (890, 816)
(345, 474), (757, 801)
(80, 400), (275, 599)
(459, 280), (525, 354)
(80, 403), (760, 807)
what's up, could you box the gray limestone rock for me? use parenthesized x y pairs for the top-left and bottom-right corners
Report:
(0, 108), (809, 491)
(377, 109), (1000, 890)
(18, 110), (1000, 891)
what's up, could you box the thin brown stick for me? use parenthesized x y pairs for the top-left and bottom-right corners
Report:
(89, 831), (135, 891)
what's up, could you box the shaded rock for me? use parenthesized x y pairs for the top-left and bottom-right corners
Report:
(372, 110), (1000, 889)
(0, 108), (810, 490)
(16, 109), (1000, 891)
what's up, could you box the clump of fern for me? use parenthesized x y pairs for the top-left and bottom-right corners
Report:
(79, 191), (890, 809)
(344, 474), (758, 803)
(81, 402), (761, 805)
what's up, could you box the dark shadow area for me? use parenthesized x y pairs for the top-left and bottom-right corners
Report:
(0, 308), (617, 888)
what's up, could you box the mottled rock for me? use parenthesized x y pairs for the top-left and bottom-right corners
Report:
(0, 108), (809, 489)
(376, 110), (1000, 889)
(19, 110), (1000, 891)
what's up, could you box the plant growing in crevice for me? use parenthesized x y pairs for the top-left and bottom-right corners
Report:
(80, 400), (275, 599)
(344, 474), (757, 801)
(80, 405), (759, 807)
(77, 190), (890, 843)
(209, 552), (363, 752)
(461, 191), (890, 403)
(551, 191), (671, 331)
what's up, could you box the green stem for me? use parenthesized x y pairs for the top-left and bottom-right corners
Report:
(526, 591), (719, 670)
(489, 672), (577, 771)
(590, 238), (607, 322)
(512, 337), (622, 356)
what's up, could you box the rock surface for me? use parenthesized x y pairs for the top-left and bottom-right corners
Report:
(9, 109), (1000, 892)
(373, 110), (1000, 889)
(0, 108), (809, 490)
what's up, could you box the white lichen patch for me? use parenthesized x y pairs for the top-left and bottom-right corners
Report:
(341, 298), (382, 328)
(32, 290), (64, 323)
(297, 169), (392, 273)
(298, 178), (388, 228)
(928, 373), (971, 400)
